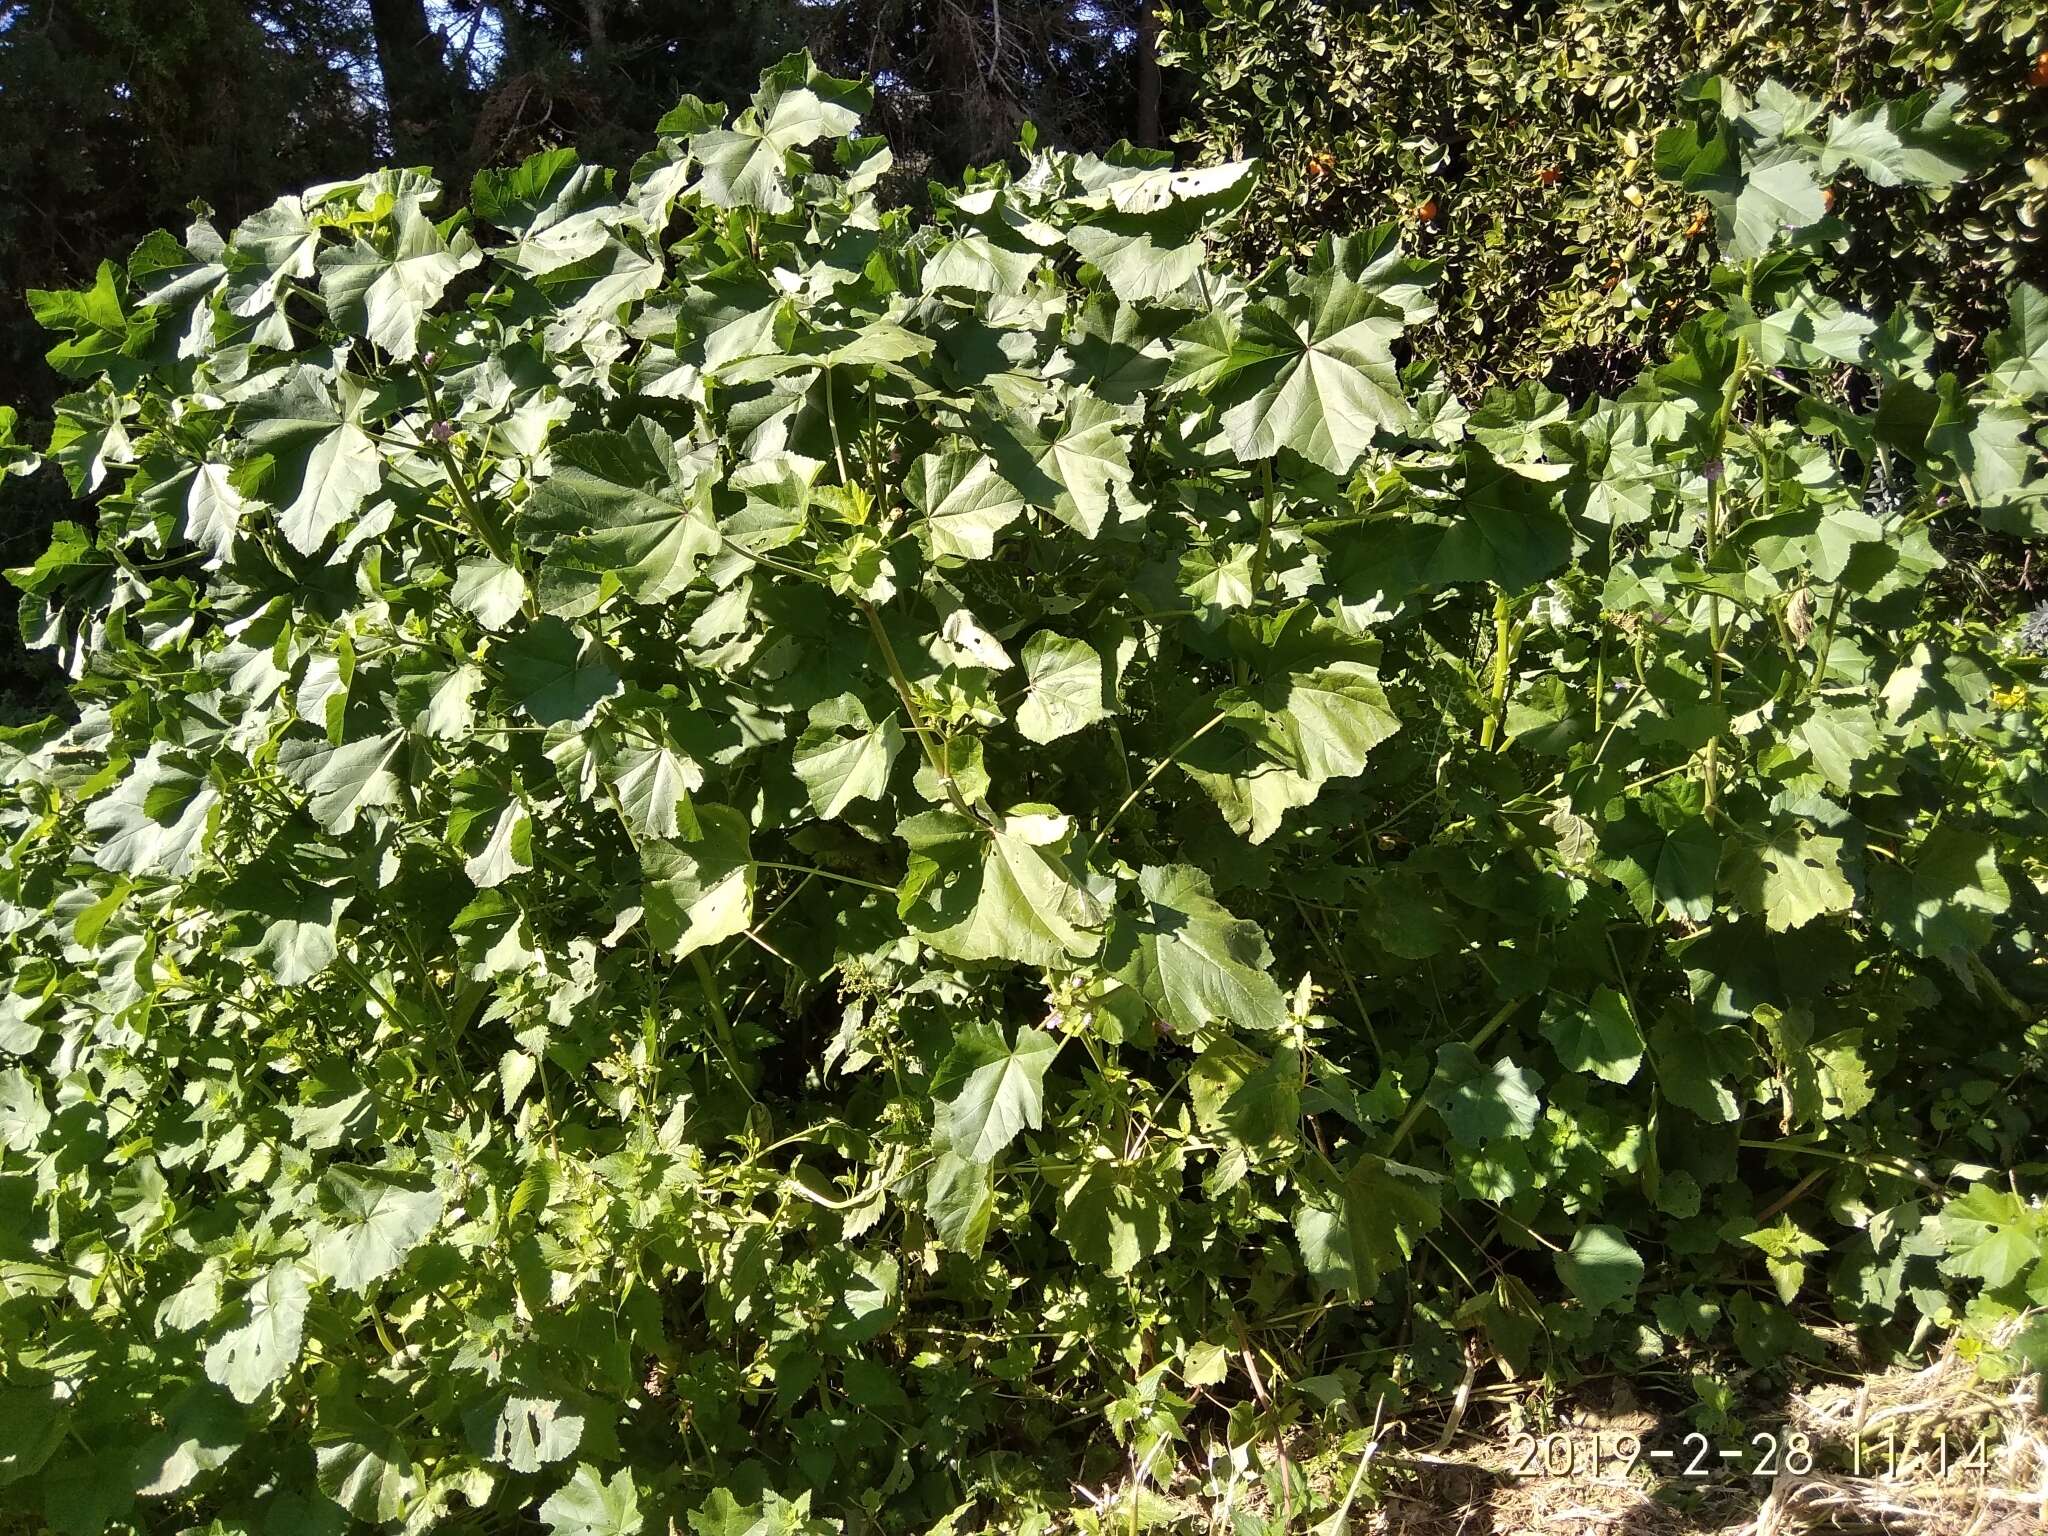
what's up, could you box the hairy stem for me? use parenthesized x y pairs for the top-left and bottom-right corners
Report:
(1477, 591), (1516, 750)
(412, 360), (522, 584)
(1380, 996), (1524, 1158)
(859, 598), (976, 820)
(1701, 329), (1750, 816)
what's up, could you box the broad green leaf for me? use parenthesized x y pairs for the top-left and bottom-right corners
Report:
(449, 774), (535, 889)
(820, 1253), (898, 1346)
(409, 663), (484, 740)
(1031, 393), (1138, 536)
(607, 742), (703, 842)
(1872, 826), (2009, 967)
(225, 195), (322, 317)
(318, 199), (482, 362)
(1110, 864), (1287, 1034)
(1189, 1040), (1300, 1146)
(922, 228), (1046, 295)
(1180, 740), (1320, 844)
(690, 52), (869, 214)
(276, 445), (384, 558)
(1296, 1155), (1442, 1301)
(689, 1488), (833, 1536)
(1652, 820), (1720, 924)
(476, 1396), (587, 1476)
(1796, 704), (1879, 790)
(84, 750), (218, 878)
(1542, 988), (1644, 1085)
(184, 461), (248, 563)
(1016, 632), (1110, 744)
(899, 808), (1105, 969)
(310, 1166), (442, 1292)
(792, 694), (904, 818)
(1929, 392), (2035, 516)
(640, 806), (754, 960)
(0, 1069), (50, 1153)
(316, 1432), (426, 1526)
(1882, 85), (2005, 185)
(931, 1022), (1058, 1163)
(1936, 1186), (2041, 1290)
(0, 405), (37, 478)
(1718, 149), (1825, 259)
(907, 447), (1030, 562)
(239, 364), (382, 553)
(1056, 1160), (1173, 1275)
(204, 1262), (309, 1403)
(1214, 275), (1412, 472)
(1751, 289), (1875, 369)
(1427, 448), (1573, 589)
(278, 731), (407, 832)
(1987, 283), (2048, 400)
(1269, 660), (1400, 781)
(495, 618), (622, 726)
(1724, 824), (1856, 932)
(473, 148), (619, 275)
(1555, 1225), (1645, 1313)
(45, 384), (134, 494)
(129, 1387), (244, 1498)
(452, 558), (528, 629)
(541, 1463), (645, 1536)
(245, 882), (352, 986)
(924, 1150), (995, 1256)
(1428, 1044), (1543, 1144)
(1650, 1018), (1755, 1124)
(521, 421), (719, 606)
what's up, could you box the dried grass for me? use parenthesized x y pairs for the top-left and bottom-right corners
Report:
(1098, 1319), (2043, 1534)
(1355, 1317), (2045, 1536)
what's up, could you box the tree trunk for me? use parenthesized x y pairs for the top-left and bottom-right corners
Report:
(367, 0), (448, 164)
(1135, 0), (1162, 148)
(586, 0), (610, 54)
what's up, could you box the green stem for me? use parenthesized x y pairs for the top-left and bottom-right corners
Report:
(1701, 330), (1750, 817)
(1804, 584), (1847, 697)
(859, 599), (975, 819)
(1251, 458), (1276, 595)
(822, 363), (849, 485)
(752, 859), (898, 895)
(1097, 709), (1231, 843)
(1380, 997), (1524, 1157)
(1736, 1137), (1939, 1190)
(1477, 592), (1516, 750)
(690, 950), (757, 1104)
(411, 361), (522, 584)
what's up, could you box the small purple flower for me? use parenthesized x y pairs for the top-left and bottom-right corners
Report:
(1702, 457), (1725, 484)
(421, 350), (439, 369)
(432, 420), (454, 443)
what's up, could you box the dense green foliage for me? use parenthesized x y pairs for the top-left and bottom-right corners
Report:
(1163, 0), (2047, 392)
(2, 48), (2046, 1535)
(0, 1), (1161, 723)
